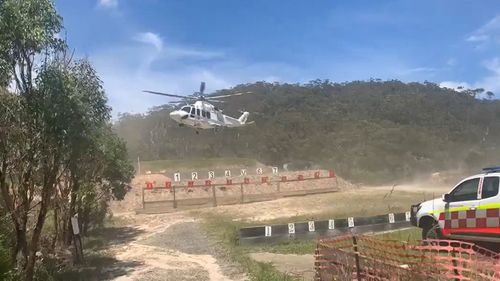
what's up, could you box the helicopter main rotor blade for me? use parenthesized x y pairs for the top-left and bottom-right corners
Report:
(207, 91), (253, 99)
(143, 90), (188, 99)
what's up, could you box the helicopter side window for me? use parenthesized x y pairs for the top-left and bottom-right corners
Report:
(196, 109), (201, 116)
(181, 107), (190, 113)
(190, 107), (195, 117)
(206, 111), (211, 119)
(201, 111), (206, 117)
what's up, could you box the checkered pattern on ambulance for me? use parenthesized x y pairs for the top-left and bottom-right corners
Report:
(438, 207), (500, 235)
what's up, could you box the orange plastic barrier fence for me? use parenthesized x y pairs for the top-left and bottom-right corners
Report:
(315, 235), (499, 281)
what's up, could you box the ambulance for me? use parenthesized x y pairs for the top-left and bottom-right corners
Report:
(410, 167), (500, 243)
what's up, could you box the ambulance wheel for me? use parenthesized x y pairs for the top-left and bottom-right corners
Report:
(423, 223), (442, 240)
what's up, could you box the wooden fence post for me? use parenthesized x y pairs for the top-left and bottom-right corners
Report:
(352, 235), (362, 281)
(212, 185), (217, 207)
(142, 188), (145, 209)
(240, 184), (244, 203)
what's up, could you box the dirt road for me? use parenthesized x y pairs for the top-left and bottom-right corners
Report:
(106, 213), (246, 281)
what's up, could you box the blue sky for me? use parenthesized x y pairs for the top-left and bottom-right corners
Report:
(54, 0), (500, 115)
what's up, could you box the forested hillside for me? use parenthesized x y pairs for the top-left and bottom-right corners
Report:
(115, 80), (500, 183)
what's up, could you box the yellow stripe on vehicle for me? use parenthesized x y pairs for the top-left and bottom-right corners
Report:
(430, 202), (500, 215)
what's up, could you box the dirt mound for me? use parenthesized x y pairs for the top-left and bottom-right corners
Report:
(110, 170), (356, 214)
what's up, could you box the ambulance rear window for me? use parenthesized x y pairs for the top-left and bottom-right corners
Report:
(482, 177), (499, 199)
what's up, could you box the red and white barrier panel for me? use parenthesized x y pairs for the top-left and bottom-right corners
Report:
(145, 170), (337, 189)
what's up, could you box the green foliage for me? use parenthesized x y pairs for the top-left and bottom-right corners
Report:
(0, 0), (64, 87)
(115, 80), (500, 183)
(0, 235), (12, 280)
(202, 216), (297, 281)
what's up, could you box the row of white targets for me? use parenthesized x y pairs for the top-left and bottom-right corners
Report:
(173, 167), (280, 182)
(264, 212), (412, 236)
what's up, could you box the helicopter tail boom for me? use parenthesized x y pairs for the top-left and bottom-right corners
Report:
(238, 112), (249, 124)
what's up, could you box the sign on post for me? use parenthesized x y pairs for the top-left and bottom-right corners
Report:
(388, 213), (395, 224)
(328, 219), (335, 230)
(265, 226), (272, 237)
(256, 168), (263, 175)
(288, 223), (295, 234)
(224, 170), (231, 177)
(174, 172), (181, 182)
(208, 171), (215, 179)
(272, 167), (279, 175)
(308, 221), (315, 232)
(71, 216), (80, 235)
(405, 211), (411, 222)
(348, 217), (355, 228)
(191, 172), (198, 180)
(240, 169), (247, 176)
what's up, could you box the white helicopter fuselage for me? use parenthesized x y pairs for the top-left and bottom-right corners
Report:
(169, 101), (250, 129)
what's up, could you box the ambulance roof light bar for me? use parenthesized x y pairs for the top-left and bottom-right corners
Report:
(482, 166), (500, 174)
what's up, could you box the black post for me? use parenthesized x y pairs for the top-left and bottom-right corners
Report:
(352, 236), (362, 281)
(77, 235), (84, 262)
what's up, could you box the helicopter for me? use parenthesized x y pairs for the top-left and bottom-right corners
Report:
(144, 82), (254, 133)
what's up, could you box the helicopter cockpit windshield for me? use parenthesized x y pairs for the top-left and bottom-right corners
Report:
(181, 106), (190, 113)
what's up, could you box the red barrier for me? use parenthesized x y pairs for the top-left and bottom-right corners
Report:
(187, 181), (194, 187)
(244, 177), (250, 184)
(165, 181), (172, 188)
(281, 176), (287, 182)
(226, 179), (233, 185)
(314, 171), (320, 179)
(205, 180), (212, 186)
(146, 182), (153, 189)
(298, 174), (304, 181)
(261, 176), (268, 183)
(329, 170), (336, 178)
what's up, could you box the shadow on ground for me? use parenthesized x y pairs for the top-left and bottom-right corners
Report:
(55, 226), (146, 281)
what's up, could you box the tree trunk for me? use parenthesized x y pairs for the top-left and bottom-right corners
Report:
(24, 165), (57, 281)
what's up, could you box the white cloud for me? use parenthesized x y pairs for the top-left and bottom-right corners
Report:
(134, 32), (163, 51)
(439, 81), (472, 92)
(98, 0), (118, 8)
(478, 57), (500, 93)
(90, 38), (300, 117)
(446, 58), (457, 66)
(466, 15), (500, 47)
(440, 57), (500, 96)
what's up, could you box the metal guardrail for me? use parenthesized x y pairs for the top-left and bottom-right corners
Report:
(239, 212), (413, 245)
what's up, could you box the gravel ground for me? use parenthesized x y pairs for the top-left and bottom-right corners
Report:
(108, 216), (246, 281)
(138, 221), (244, 281)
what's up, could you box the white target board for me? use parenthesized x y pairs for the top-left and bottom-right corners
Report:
(240, 169), (247, 176)
(328, 219), (335, 230)
(191, 172), (198, 180)
(288, 223), (295, 234)
(348, 217), (355, 228)
(224, 170), (231, 177)
(265, 226), (272, 237)
(272, 167), (279, 175)
(388, 213), (395, 224)
(405, 211), (411, 222)
(256, 168), (263, 175)
(174, 172), (181, 182)
(208, 171), (215, 179)
(308, 221), (315, 232)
